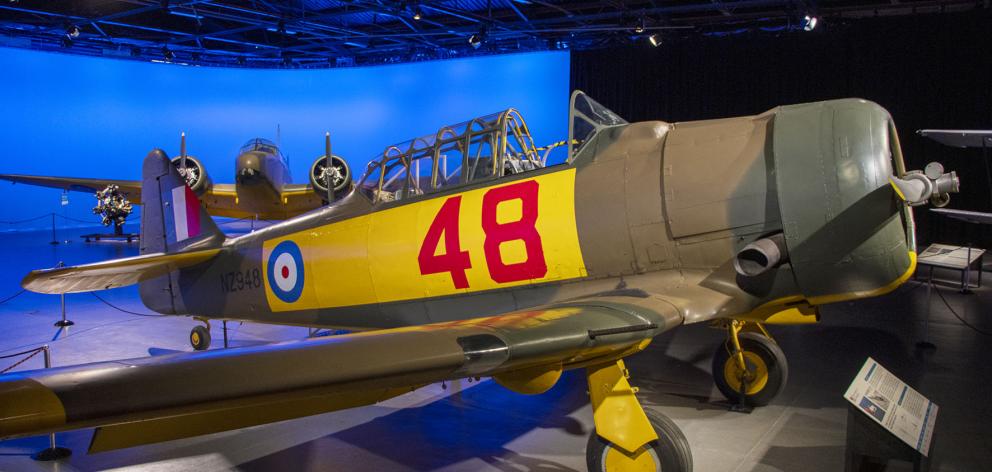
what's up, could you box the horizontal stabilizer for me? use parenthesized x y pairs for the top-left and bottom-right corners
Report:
(21, 249), (220, 294)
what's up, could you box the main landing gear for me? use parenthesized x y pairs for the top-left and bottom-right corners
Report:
(712, 320), (788, 408)
(585, 359), (693, 472)
(190, 318), (211, 351)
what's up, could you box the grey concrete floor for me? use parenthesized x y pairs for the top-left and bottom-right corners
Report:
(0, 226), (989, 471)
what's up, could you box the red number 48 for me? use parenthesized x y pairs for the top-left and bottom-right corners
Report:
(418, 180), (547, 289)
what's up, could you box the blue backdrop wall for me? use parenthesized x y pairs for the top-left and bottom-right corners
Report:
(0, 47), (570, 229)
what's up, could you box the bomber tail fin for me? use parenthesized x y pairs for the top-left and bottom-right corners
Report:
(139, 149), (224, 255)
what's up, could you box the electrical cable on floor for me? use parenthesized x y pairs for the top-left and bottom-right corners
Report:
(933, 284), (992, 337)
(90, 292), (164, 317)
(0, 289), (25, 305)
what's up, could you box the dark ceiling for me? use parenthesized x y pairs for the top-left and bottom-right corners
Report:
(0, 0), (983, 68)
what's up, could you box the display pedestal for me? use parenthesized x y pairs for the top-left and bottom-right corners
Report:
(844, 404), (932, 472)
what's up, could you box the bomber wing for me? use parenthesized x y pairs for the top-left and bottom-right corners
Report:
(195, 183), (247, 219)
(0, 174), (142, 204)
(279, 183), (326, 211)
(0, 292), (681, 453)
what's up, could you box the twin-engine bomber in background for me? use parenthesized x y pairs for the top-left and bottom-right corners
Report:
(0, 92), (957, 471)
(0, 133), (353, 222)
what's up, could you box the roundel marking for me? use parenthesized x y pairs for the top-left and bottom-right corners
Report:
(268, 240), (305, 303)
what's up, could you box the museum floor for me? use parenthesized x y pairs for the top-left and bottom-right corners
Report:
(0, 225), (989, 471)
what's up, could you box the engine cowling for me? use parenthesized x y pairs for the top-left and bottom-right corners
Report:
(310, 154), (351, 200)
(170, 155), (213, 195)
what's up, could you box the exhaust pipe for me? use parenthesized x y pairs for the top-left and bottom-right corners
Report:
(734, 233), (789, 277)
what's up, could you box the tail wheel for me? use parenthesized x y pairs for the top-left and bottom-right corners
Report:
(712, 331), (788, 406)
(190, 325), (211, 351)
(586, 410), (693, 472)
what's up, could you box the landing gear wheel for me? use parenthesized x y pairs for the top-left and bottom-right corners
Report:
(586, 410), (693, 472)
(190, 325), (211, 351)
(712, 331), (788, 406)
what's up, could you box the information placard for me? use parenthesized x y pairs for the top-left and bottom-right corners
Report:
(844, 358), (938, 456)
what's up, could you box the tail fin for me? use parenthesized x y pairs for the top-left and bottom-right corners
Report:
(140, 149), (223, 255)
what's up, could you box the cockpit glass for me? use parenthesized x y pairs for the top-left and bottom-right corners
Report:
(239, 138), (281, 157)
(568, 92), (628, 161)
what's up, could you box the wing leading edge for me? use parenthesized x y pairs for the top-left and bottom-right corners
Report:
(0, 292), (682, 453)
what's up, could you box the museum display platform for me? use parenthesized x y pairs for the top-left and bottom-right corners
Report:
(0, 226), (988, 471)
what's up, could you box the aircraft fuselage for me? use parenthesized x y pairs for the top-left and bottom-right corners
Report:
(142, 99), (917, 332)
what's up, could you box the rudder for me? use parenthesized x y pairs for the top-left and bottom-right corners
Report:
(139, 149), (224, 255)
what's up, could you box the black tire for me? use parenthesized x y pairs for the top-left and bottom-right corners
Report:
(712, 331), (788, 406)
(190, 325), (211, 351)
(586, 409), (692, 472)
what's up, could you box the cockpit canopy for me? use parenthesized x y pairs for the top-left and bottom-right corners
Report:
(239, 138), (283, 161)
(356, 92), (627, 205)
(357, 109), (546, 204)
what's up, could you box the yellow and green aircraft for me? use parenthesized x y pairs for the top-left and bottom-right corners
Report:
(0, 92), (956, 471)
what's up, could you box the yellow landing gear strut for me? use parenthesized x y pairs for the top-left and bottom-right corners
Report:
(712, 320), (788, 408)
(585, 359), (692, 471)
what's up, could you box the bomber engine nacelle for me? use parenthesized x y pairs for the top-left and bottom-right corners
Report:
(170, 155), (213, 195)
(310, 154), (351, 200)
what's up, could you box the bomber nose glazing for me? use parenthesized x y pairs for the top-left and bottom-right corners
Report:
(236, 152), (263, 184)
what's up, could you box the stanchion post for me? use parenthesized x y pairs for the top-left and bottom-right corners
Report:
(49, 213), (58, 245)
(54, 262), (73, 328)
(32, 345), (71, 461)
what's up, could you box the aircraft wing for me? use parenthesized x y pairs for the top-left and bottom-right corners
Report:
(0, 174), (142, 204)
(21, 248), (221, 293)
(0, 292), (681, 453)
(195, 183), (249, 219)
(280, 183), (325, 209)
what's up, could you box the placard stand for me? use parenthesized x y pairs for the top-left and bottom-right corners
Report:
(845, 404), (932, 472)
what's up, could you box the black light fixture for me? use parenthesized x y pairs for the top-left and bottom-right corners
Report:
(60, 36), (73, 48)
(282, 55), (293, 67)
(237, 56), (247, 66)
(634, 17), (645, 34)
(468, 26), (487, 49)
(130, 46), (141, 57)
(648, 34), (661, 47)
(162, 46), (175, 62)
(190, 52), (201, 62)
(801, 14), (818, 31)
(65, 25), (80, 39)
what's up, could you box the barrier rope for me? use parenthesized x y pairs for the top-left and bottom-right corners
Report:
(0, 289), (25, 305)
(0, 212), (107, 226)
(90, 292), (164, 317)
(0, 347), (45, 374)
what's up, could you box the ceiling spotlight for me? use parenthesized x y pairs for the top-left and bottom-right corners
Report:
(130, 46), (141, 57)
(60, 36), (73, 48)
(648, 34), (661, 47)
(802, 14), (818, 31)
(412, 7), (423, 20)
(282, 56), (293, 67)
(468, 27), (487, 49)
(65, 25), (80, 38)
(190, 52), (201, 62)
(237, 56), (247, 66)
(162, 46), (175, 62)
(634, 17), (645, 34)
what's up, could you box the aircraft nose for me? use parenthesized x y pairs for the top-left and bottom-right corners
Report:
(236, 153), (263, 184)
